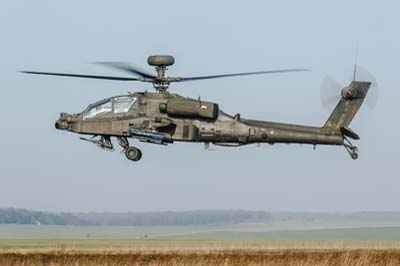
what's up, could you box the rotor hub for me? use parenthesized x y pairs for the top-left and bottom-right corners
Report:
(145, 55), (175, 92)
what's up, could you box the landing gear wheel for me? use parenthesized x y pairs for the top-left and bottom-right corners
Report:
(349, 146), (359, 160)
(351, 152), (358, 160)
(343, 138), (359, 160)
(125, 147), (142, 161)
(345, 146), (358, 160)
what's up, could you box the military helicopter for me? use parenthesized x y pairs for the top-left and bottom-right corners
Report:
(22, 55), (372, 161)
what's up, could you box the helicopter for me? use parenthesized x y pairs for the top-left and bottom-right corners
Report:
(22, 55), (372, 161)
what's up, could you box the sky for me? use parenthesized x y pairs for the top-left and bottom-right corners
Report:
(0, 0), (398, 213)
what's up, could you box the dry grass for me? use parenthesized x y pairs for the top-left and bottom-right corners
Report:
(2, 240), (400, 265)
(1, 249), (400, 266)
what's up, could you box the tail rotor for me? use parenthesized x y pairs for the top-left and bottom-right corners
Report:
(320, 65), (379, 112)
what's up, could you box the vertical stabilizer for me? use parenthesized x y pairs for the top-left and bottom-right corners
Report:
(323, 81), (371, 132)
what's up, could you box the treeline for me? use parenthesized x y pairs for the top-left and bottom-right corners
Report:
(0, 208), (88, 225)
(2, 208), (400, 226)
(0, 208), (272, 226)
(75, 210), (272, 226)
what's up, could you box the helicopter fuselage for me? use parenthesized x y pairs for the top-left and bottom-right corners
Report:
(56, 91), (344, 152)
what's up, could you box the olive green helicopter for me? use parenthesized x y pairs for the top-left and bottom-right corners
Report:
(22, 55), (375, 162)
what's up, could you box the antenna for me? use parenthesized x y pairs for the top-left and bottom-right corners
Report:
(353, 44), (359, 81)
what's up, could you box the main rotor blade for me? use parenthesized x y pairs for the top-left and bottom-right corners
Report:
(176, 68), (309, 82)
(21, 71), (142, 81)
(95, 62), (156, 79)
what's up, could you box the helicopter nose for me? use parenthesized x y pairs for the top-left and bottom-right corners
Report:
(55, 119), (69, 130)
(56, 112), (75, 130)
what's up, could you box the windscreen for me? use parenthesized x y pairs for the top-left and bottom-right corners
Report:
(83, 100), (112, 120)
(114, 96), (137, 113)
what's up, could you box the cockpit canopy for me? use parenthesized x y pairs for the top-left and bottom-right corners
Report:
(83, 96), (138, 120)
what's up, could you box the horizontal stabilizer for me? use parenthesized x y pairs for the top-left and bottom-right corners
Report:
(341, 126), (360, 140)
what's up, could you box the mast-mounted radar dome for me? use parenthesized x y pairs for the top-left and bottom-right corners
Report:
(147, 55), (175, 66)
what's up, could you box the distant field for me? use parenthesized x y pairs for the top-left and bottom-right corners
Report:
(1, 224), (400, 240)
(2, 224), (400, 250)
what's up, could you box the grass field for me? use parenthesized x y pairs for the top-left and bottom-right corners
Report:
(2, 225), (400, 265)
(3, 238), (400, 250)
(1, 249), (400, 266)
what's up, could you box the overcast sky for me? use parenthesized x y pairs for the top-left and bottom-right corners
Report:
(0, 0), (398, 212)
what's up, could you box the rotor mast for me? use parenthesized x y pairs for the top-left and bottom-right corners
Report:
(147, 55), (175, 93)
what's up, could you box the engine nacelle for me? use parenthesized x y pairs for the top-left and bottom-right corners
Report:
(160, 99), (219, 120)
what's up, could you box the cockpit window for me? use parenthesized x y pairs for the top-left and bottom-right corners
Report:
(114, 96), (137, 113)
(83, 100), (112, 120)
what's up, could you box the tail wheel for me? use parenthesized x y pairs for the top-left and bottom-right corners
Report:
(125, 147), (142, 161)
